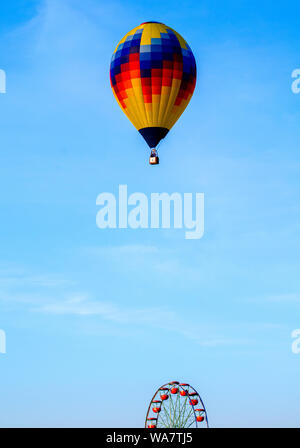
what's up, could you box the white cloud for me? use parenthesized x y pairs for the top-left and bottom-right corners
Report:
(32, 292), (251, 347)
(0, 264), (71, 289)
(0, 262), (243, 347)
(96, 245), (159, 256)
(247, 293), (300, 304)
(265, 294), (300, 303)
(0, 261), (287, 349)
(84, 244), (202, 280)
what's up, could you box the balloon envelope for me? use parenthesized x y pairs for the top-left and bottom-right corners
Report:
(110, 22), (197, 149)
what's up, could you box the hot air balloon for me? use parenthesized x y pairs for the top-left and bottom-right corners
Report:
(110, 21), (197, 165)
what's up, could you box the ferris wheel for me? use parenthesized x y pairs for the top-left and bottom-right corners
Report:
(145, 381), (209, 428)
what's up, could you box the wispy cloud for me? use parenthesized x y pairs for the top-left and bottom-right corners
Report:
(0, 270), (68, 288)
(89, 244), (160, 256)
(0, 260), (288, 348)
(0, 261), (247, 347)
(247, 293), (300, 303)
(265, 294), (300, 303)
(34, 293), (247, 347)
(84, 244), (202, 279)
(0, 264), (73, 305)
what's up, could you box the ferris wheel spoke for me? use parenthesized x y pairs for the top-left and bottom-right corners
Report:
(181, 406), (195, 428)
(158, 412), (170, 428)
(159, 402), (171, 428)
(173, 393), (180, 427)
(163, 405), (172, 428)
(174, 394), (185, 427)
(177, 395), (188, 427)
(186, 417), (197, 428)
(169, 394), (176, 427)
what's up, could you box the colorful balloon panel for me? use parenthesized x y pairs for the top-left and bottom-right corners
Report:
(110, 22), (197, 148)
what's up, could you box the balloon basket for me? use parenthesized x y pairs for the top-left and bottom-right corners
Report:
(149, 156), (159, 165)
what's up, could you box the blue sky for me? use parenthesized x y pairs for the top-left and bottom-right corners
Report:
(0, 0), (300, 427)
